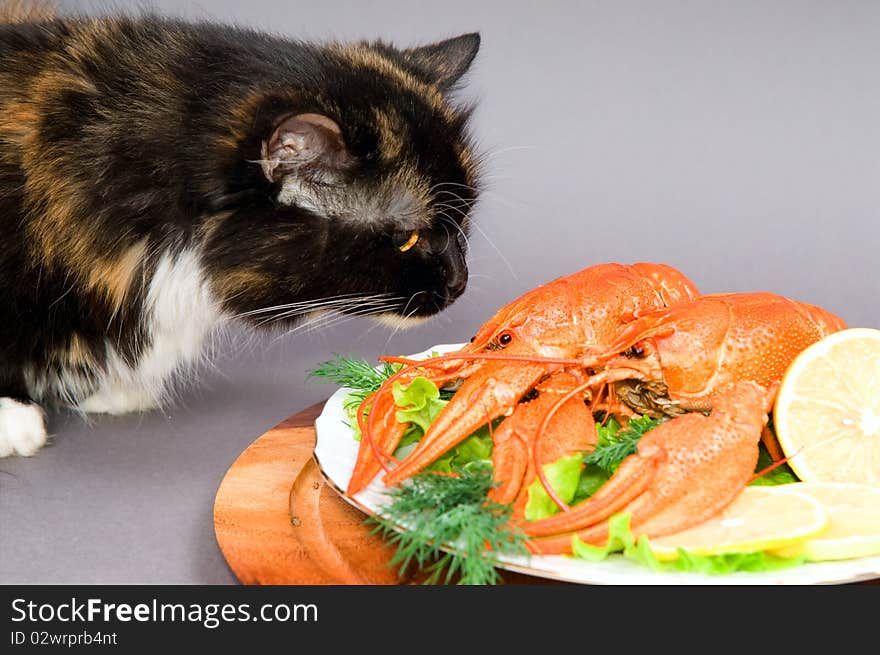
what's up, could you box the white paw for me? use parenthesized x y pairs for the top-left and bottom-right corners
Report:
(78, 384), (160, 414)
(0, 398), (49, 457)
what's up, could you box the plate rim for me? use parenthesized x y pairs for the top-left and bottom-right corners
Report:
(313, 344), (880, 585)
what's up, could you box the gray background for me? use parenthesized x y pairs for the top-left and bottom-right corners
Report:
(1, 0), (878, 583)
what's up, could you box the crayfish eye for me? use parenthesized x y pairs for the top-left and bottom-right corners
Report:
(623, 343), (646, 358)
(486, 330), (514, 351)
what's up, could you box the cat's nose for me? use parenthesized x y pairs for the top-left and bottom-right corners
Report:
(444, 265), (468, 301)
(433, 236), (468, 305)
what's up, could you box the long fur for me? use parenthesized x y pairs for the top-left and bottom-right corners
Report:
(0, 0), (55, 23)
(0, 3), (481, 454)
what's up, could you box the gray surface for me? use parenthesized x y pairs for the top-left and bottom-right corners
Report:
(1, 1), (878, 584)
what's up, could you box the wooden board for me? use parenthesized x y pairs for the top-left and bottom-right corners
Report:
(212, 401), (550, 585)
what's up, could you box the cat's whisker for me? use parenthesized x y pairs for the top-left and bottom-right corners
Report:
(268, 314), (329, 344)
(379, 304), (420, 353)
(432, 188), (476, 200)
(432, 194), (478, 210)
(231, 293), (381, 317)
(257, 295), (404, 328)
(257, 301), (355, 327)
(478, 191), (535, 211)
(478, 144), (541, 163)
(437, 223), (452, 255)
(437, 214), (472, 251)
(433, 209), (473, 235)
(433, 198), (477, 217)
(255, 303), (360, 327)
(399, 290), (426, 321)
(231, 292), (397, 321)
(428, 180), (478, 189)
(300, 296), (404, 322)
(433, 187), (478, 201)
(432, 198), (475, 212)
(235, 300), (335, 320)
(278, 301), (403, 342)
(256, 307), (327, 328)
(268, 302), (394, 344)
(312, 305), (395, 332)
(427, 181), (480, 194)
(359, 318), (387, 341)
(469, 222), (517, 280)
(434, 204), (471, 222)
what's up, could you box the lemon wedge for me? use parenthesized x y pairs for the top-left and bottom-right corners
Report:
(647, 486), (828, 561)
(773, 327), (880, 486)
(769, 482), (880, 561)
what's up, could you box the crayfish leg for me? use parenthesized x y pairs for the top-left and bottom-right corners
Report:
(525, 381), (774, 554)
(488, 372), (597, 509)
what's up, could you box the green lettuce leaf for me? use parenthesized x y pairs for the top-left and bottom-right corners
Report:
(342, 398), (365, 441)
(666, 549), (805, 574)
(428, 430), (494, 475)
(570, 513), (638, 562)
(524, 454), (584, 521)
(392, 377), (448, 434)
(594, 416), (622, 443)
(391, 425), (425, 460)
(572, 463), (612, 504)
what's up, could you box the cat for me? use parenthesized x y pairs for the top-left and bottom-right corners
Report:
(0, 2), (481, 456)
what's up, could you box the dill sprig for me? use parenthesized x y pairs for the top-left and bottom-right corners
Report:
(585, 415), (665, 473)
(369, 468), (530, 585)
(308, 355), (399, 394)
(308, 355), (401, 412)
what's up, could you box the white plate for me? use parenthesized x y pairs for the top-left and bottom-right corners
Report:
(314, 343), (880, 585)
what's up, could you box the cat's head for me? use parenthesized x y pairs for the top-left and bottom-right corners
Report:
(204, 33), (482, 328)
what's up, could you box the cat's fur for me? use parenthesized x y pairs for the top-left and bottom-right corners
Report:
(0, 3), (481, 456)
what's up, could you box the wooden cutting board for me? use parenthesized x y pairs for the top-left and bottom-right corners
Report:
(212, 401), (550, 585)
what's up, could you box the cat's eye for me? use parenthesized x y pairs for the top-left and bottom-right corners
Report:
(393, 230), (420, 252)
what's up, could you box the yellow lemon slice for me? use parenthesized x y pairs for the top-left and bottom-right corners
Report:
(773, 327), (880, 486)
(769, 482), (880, 561)
(648, 486), (828, 561)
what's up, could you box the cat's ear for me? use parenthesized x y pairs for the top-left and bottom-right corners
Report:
(260, 113), (351, 182)
(403, 32), (480, 90)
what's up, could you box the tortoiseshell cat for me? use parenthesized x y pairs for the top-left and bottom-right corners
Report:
(0, 2), (481, 456)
